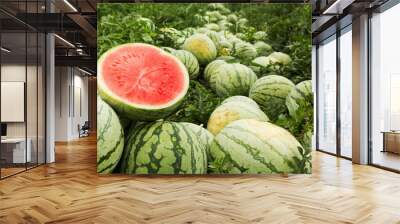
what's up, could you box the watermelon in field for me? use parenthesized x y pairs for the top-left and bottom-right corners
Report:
(205, 23), (220, 31)
(214, 63), (257, 97)
(269, 52), (292, 65)
(204, 59), (226, 89)
(205, 31), (223, 49)
(171, 50), (200, 79)
(197, 27), (210, 34)
(233, 42), (257, 61)
(286, 80), (313, 118)
(227, 36), (244, 45)
(210, 119), (307, 174)
(216, 56), (237, 63)
(249, 75), (295, 121)
(207, 100), (269, 135)
(221, 95), (259, 108)
(180, 122), (213, 158)
(217, 40), (233, 56)
(97, 97), (124, 174)
(120, 121), (208, 174)
(218, 20), (233, 31)
(183, 34), (217, 65)
(161, 47), (176, 54)
(251, 56), (278, 69)
(98, 43), (190, 121)
(254, 41), (272, 56)
(253, 31), (267, 41)
(205, 11), (224, 22)
(227, 14), (238, 23)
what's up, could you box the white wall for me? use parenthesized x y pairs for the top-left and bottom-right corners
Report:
(54, 67), (89, 141)
(1, 63), (46, 164)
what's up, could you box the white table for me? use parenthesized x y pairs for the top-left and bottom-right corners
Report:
(1, 138), (31, 163)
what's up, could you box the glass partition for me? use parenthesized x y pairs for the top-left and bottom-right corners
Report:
(0, 1), (46, 179)
(1, 30), (28, 177)
(317, 35), (337, 154)
(339, 26), (352, 158)
(370, 3), (400, 171)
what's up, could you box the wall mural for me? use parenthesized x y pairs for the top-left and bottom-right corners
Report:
(97, 3), (313, 175)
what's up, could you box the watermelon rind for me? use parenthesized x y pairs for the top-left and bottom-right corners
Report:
(182, 34), (217, 65)
(120, 121), (208, 174)
(97, 97), (124, 174)
(221, 95), (260, 108)
(204, 59), (226, 89)
(254, 41), (272, 57)
(249, 75), (295, 121)
(269, 52), (292, 65)
(171, 50), (200, 79)
(180, 122), (213, 159)
(98, 43), (190, 121)
(207, 101), (269, 135)
(214, 63), (257, 97)
(210, 119), (305, 174)
(233, 42), (257, 61)
(286, 80), (313, 118)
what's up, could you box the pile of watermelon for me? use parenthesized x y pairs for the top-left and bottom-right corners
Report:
(97, 3), (313, 174)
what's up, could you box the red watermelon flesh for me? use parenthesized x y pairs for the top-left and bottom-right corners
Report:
(100, 43), (188, 107)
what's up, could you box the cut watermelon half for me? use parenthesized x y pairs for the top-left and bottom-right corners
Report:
(98, 43), (190, 121)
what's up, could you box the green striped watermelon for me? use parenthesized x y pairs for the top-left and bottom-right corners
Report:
(204, 59), (226, 89)
(217, 40), (233, 56)
(171, 50), (200, 79)
(233, 42), (257, 61)
(235, 33), (247, 40)
(221, 95), (259, 108)
(161, 47), (176, 54)
(180, 122), (213, 158)
(269, 52), (292, 65)
(218, 20), (233, 31)
(205, 31), (223, 48)
(214, 63), (257, 97)
(252, 56), (278, 68)
(286, 80), (313, 118)
(98, 43), (190, 121)
(210, 119), (306, 174)
(253, 31), (267, 41)
(205, 11), (224, 22)
(120, 121), (208, 174)
(97, 97), (124, 174)
(183, 34), (217, 65)
(227, 14), (238, 23)
(254, 41), (272, 56)
(207, 99), (269, 135)
(197, 27), (210, 34)
(205, 23), (220, 31)
(249, 75), (295, 121)
(216, 56), (237, 63)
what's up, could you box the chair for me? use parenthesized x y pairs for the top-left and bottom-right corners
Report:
(79, 121), (90, 138)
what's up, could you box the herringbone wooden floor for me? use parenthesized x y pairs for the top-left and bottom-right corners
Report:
(1, 135), (400, 224)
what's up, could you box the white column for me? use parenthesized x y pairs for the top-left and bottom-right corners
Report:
(352, 14), (369, 164)
(46, 32), (55, 163)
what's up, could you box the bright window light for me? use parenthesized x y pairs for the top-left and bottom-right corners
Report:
(63, 0), (78, 12)
(1, 47), (11, 53)
(54, 34), (75, 48)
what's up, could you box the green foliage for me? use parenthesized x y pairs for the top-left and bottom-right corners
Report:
(98, 3), (210, 57)
(231, 4), (312, 83)
(276, 94), (313, 173)
(166, 80), (222, 126)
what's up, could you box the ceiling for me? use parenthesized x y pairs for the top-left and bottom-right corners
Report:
(1, 0), (392, 74)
